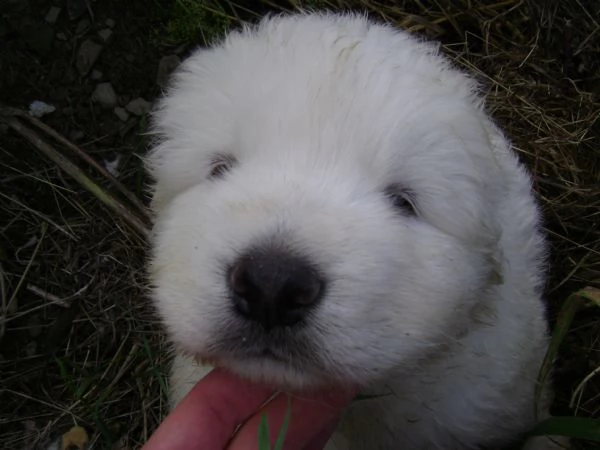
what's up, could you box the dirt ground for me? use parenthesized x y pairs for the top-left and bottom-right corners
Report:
(1, 0), (598, 449)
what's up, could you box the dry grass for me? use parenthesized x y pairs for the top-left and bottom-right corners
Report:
(0, 0), (598, 449)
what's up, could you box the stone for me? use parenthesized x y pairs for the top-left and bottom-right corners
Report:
(105, 18), (116, 28)
(45, 6), (62, 24)
(97, 28), (112, 42)
(28, 100), (56, 118)
(157, 54), (181, 88)
(92, 82), (117, 108)
(76, 39), (103, 75)
(125, 97), (151, 116)
(114, 107), (129, 122)
(103, 155), (121, 176)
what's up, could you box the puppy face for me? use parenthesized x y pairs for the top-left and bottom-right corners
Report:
(148, 14), (506, 389)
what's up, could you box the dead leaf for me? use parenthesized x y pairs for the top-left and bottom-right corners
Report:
(61, 426), (88, 450)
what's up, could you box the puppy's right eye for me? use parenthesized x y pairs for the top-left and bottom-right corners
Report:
(209, 155), (236, 179)
(384, 184), (417, 216)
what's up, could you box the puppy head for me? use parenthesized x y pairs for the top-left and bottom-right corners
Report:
(147, 13), (506, 389)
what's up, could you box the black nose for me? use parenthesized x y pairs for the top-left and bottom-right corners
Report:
(228, 249), (324, 330)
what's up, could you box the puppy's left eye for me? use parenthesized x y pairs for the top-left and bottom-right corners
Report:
(384, 185), (417, 215)
(209, 155), (236, 179)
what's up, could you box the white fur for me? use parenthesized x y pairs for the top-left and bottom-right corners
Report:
(147, 13), (565, 450)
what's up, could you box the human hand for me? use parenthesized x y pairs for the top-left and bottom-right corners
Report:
(142, 368), (356, 450)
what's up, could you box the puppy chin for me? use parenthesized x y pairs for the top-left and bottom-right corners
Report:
(210, 355), (341, 391)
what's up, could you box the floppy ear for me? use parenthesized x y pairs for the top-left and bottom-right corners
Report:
(144, 138), (170, 214)
(401, 109), (507, 286)
(145, 91), (208, 214)
(144, 136), (191, 214)
(479, 117), (548, 292)
(144, 47), (225, 214)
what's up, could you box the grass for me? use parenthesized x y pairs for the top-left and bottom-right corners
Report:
(258, 396), (292, 450)
(149, 0), (234, 47)
(0, 0), (599, 449)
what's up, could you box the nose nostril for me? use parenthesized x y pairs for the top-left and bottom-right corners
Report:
(227, 249), (324, 329)
(229, 260), (253, 297)
(287, 277), (323, 308)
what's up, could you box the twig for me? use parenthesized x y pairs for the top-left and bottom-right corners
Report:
(1, 106), (151, 224)
(26, 284), (70, 308)
(2, 116), (150, 239)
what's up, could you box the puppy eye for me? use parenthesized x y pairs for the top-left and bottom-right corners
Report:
(209, 155), (236, 179)
(384, 185), (417, 215)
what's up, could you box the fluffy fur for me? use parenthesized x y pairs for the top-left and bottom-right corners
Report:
(147, 12), (564, 450)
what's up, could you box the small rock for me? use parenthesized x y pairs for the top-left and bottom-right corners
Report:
(28, 100), (56, 118)
(97, 28), (112, 42)
(56, 32), (67, 41)
(76, 39), (103, 75)
(105, 18), (116, 28)
(75, 17), (90, 35)
(157, 54), (181, 88)
(92, 82), (117, 108)
(104, 155), (121, 176)
(114, 107), (129, 122)
(90, 69), (103, 80)
(125, 97), (151, 116)
(45, 6), (61, 24)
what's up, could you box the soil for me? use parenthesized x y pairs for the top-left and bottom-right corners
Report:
(1, 1), (598, 449)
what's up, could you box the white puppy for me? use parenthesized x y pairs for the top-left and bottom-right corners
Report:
(147, 13), (563, 450)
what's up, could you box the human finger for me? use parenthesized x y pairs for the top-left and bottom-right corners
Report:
(142, 368), (276, 450)
(227, 387), (357, 450)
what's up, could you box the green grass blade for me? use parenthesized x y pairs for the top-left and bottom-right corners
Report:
(273, 395), (292, 450)
(258, 413), (271, 450)
(535, 287), (600, 416)
(526, 416), (600, 441)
